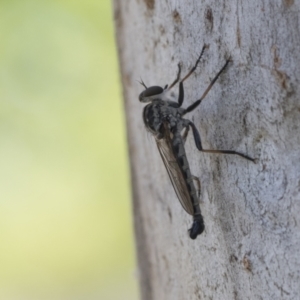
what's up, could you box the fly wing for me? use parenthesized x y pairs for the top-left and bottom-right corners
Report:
(156, 125), (194, 216)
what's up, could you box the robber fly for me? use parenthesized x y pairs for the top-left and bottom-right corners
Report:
(139, 46), (255, 239)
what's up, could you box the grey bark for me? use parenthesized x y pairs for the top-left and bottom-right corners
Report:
(113, 1), (300, 299)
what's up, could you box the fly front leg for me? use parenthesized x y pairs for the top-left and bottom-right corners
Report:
(183, 58), (231, 115)
(187, 121), (256, 162)
(180, 45), (207, 83)
(166, 63), (183, 108)
(168, 45), (207, 107)
(168, 63), (181, 90)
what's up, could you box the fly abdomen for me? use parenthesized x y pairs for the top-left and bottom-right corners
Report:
(172, 132), (200, 204)
(189, 216), (205, 239)
(171, 130), (205, 238)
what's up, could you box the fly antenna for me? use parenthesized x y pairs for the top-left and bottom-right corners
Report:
(137, 78), (148, 89)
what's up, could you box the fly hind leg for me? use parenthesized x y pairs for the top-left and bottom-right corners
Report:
(188, 120), (256, 162)
(181, 125), (190, 144)
(192, 175), (201, 199)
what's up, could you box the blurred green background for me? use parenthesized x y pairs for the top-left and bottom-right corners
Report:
(0, 0), (138, 299)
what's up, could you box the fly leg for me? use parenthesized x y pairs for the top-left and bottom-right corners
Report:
(188, 121), (256, 162)
(180, 45), (207, 83)
(181, 125), (190, 144)
(167, 63), (181, 90)
(183, 58), (231, 114)
(169, 45), (207, 107)
(192, 175), (201, 199)
(181, 122), (202, 199)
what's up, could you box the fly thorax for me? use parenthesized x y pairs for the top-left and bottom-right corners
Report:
(166, 114), (179, 128)
(143, 102), (164, 135)
(159, 105), (179, 126)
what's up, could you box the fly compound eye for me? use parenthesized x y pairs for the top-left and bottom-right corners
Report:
(143, 86), (164, 97)
(139, 86), (164, 102)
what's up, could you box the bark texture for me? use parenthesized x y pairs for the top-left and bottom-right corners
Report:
(113, 1), (300, 299)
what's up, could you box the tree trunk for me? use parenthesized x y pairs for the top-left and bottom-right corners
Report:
(113, 1), (300, 299)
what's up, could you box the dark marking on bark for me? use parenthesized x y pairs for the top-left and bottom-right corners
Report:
(162, 254), (169, 270)
(204, 7), (213, 32)
(172, 9), (182, 23)
(233, 290), (238, 300)
(230, 254), (238, 263)
(272, 45), (281, 69)
(242, 255), (252, 272)
(167, 207), (172, 222)
(237, 23), (241, 48)
(242, 113), (248, 135)
(283, 0), (294, 7)
(274, 282), (291, 296)
(272, 69), (288, 90)
(271, 45), (289, 90)
(159, 25), (165, 35)
(144, 0), (155, 10)
(162, 39), (169, 48)
(194, 285), (202, 298)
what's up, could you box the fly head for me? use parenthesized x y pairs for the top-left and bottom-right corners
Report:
(139, 85), (167, 103)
